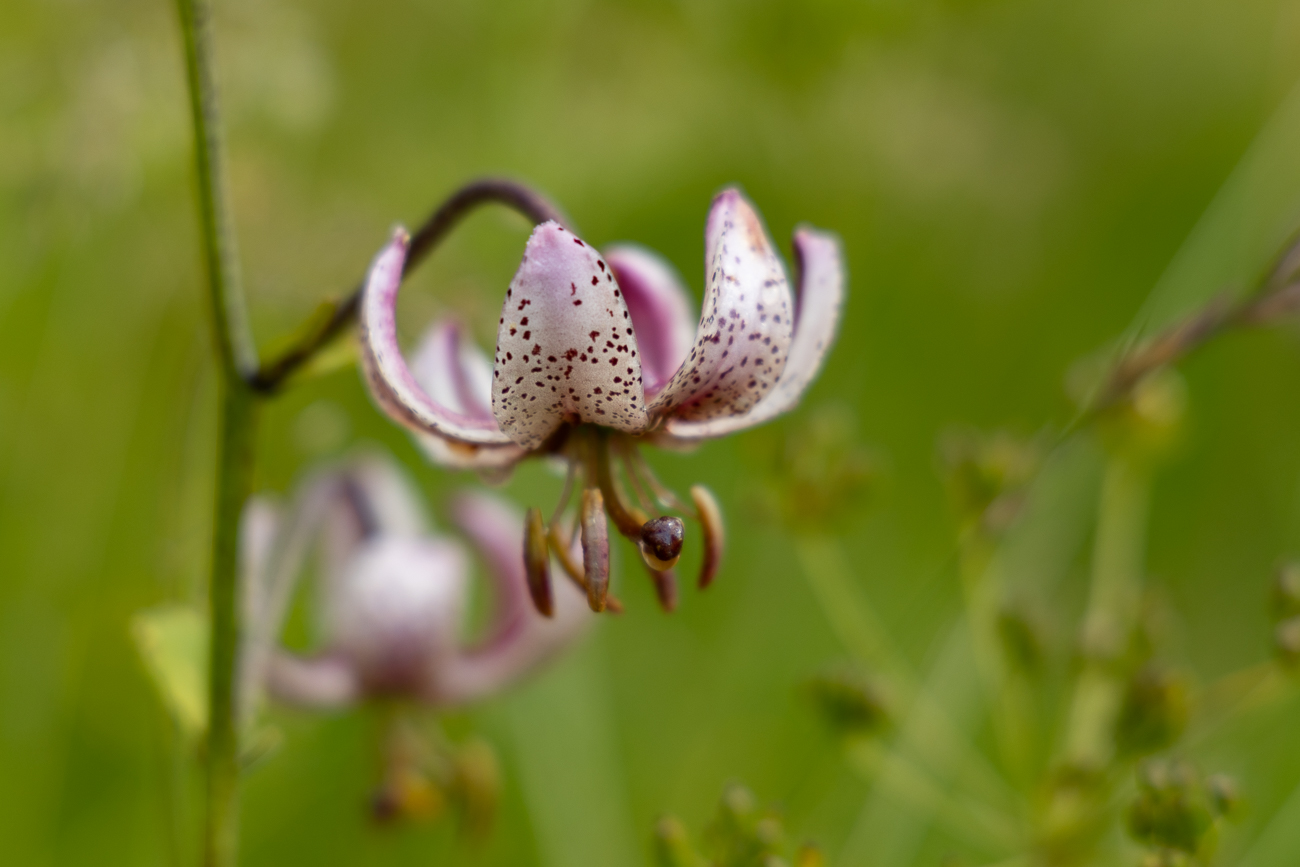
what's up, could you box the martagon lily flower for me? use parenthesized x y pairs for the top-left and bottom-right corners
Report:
(358, 188), (845, 614)
(240, 452), (592, 713)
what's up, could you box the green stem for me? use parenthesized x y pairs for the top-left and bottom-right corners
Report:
(1061, 454), (1149, 770)
(205, 381), (258, 867)
(174, 0), (259, 864)
(956, 533), (1035, 786)
(795, 536), (1022, 819)
(175, 0), (257, 379)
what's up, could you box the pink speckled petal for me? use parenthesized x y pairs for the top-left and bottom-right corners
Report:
(434, 491), (591, 706)
(661, 227), (845, 441)
(411, 319), (495, 423)
(491, 222), (649, 450)
(358, 229), (514, 447)
(649, 189), (794, 422)
(604, 244), (696, 398)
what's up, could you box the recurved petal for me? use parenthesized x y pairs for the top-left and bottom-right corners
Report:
(661, 227), (845, 442)
(411, 319), (495, 423)
(604, 244), (696, 398)
(649, 189), (794, 422)
(411, 431), (528, 472)
(449, 490), (534, 637)
(265, 653), (361, 708)
(345, 452), (432, 538)
(491, 222), (649, 450)
(240, 496), (282, 628)
(358, 229), (514, 447)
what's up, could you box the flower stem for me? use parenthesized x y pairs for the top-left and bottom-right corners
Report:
(1061, 453), (1149, 770)
(205, 380), (258, 867)
(175, 0), (256, 379)
(173, 0), (260, 863)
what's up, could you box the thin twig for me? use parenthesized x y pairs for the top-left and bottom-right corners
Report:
(248, 178), (566, 393)
(1077, 230), (1300, 428)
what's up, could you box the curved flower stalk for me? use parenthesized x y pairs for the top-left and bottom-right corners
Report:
(358, 188), (846, 613)
(239, 452), (592, 712)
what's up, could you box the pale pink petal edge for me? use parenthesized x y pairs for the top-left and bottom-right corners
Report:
(659, 227), (845, 442)
(358, 229), (514, 447)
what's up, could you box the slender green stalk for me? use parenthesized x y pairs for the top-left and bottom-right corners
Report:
(956, 534), (1035, 786)
(174, 0), (259, 863)
(790, 538), (1024, 826)
(175, 0), (256, 378)
(205, 381), (258, 867)
(1061, 454), (1149, 769)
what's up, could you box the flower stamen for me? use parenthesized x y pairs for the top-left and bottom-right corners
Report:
(523, 507), (554, 618)
(691, 485), (724, 590)
(545, 518), (624, 614)
(580, 487), (610, 612)
(621, 441), (693, 516)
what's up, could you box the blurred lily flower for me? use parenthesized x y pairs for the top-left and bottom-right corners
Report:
(357, 188), (845, 612)
(240, 452), (592, 711)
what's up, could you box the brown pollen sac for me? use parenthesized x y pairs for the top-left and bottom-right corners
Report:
(639, 516), (684, 572)
(523, 507), (554, 617)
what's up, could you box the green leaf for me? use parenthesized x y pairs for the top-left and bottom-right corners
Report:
(131, 604), (209, 740)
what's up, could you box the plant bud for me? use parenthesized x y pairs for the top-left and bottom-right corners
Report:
(1126, 758), (1214, 856)
(1114, 665), (1190, 757)
(1206, 774), (1240, 819)
(1273, 562), (1300, 618)
(449, 738), (500, 840)
(805, 668), (890, 737)
(937, 427), (1039, 534)
(1274, 615), (1300, 667)
(653, 815), (702, 867)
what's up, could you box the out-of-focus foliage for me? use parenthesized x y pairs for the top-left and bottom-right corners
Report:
(132, 605), (208, 741)
(653, 784), (822, 867)
(10, 0), (1300, 866)
(803, 667), (891, 739)
(937, 426), (1041, 534)
(742, 404), (880, 533)
(1125, 758), (1236, 863)
(1114, 665), (1192, 758)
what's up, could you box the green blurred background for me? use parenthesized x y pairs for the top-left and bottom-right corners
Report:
(7, 0), (1300, 864)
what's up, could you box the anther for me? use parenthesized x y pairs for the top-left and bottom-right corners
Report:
(639, 516), (684, 572)
(523, 507), (554, 617)
(691, 485), (724, 589)
(581, 487), (610, 612)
